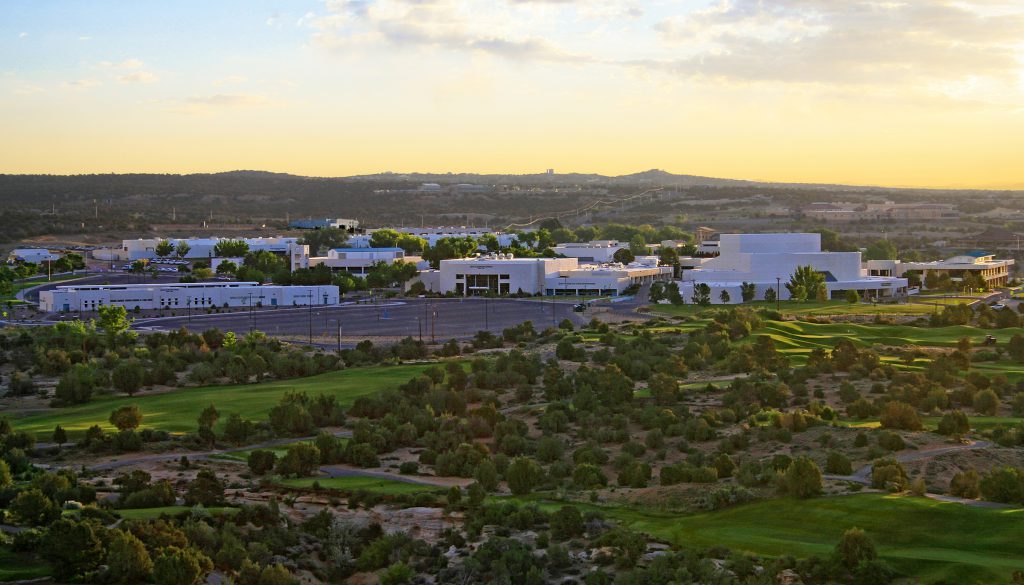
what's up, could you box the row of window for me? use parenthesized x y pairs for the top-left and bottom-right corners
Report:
(455, 274), (510, 279)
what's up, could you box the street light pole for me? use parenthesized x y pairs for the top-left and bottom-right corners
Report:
(776, 277), (781, 311)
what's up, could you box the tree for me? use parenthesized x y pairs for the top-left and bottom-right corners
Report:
(175, 241), (191, 259)
(719, 289), (731, 303)
(763, 286), (777, 303)
(215, 260), (237, 275)
(153, 546), (213, 585)
(10, 488), (60, 525)
(300, 227), (349, 255)
(184, 469), (224, 506)
(864, 240), (898, 261)
(474, 459), (499, 491)
(1008, 334), (1024, 362)
(0, 460), (11, 488)
(691, 283), (711, 306)
(973, 389), (999, 416)
(213, 239), (249, 257)
(879, 401), (922, 431)
(275, 443), (322, 477)
(949, 469), (981, 499)
(109, 405), (143, 431)
(550, 505), (584, 541)
(94, 305), (133, 347)
(112, 360), (145, 396)
(833, 527), (877, 571)
(198, 404), (220, 430)
(845, 289), (860, 304)
(825, 451), (853, 475)
(52, 425), (68, 447)
(787, 265), (825, 302)
(937, 410), (970, 440)
(258, 563), (298, 585)
(740, 282), (757, 303)
(979, 466), (1024, 504)
(648, 373), (679, 405)
(612, 248), (635, 265)
(870, 458), (908, 491)
(665, 282), (684, 305)
(107, 529), (154, 584)
(506, 457), (543, 496)
(155, 240), (175, 259)
(41, 518), (104, 580)
(781, 456), (822, 498)
(247, 450), (277, 475)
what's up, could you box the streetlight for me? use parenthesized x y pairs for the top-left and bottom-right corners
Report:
(775, 277), (781, 311)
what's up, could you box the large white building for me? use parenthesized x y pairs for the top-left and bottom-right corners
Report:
(677, 233), (908, 304)
(866, 252), (1014, 289)
(96, 237), (301, 262)
(306, 247), (411, 275)
(349, 227), (522, 249)
(8, 248), (62, 264)
(551, 240), (626, 263)
(40, 282), (339, 313)
(418, 254), (671, 296)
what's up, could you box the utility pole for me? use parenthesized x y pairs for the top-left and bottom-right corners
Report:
(776, 277), (781, 311)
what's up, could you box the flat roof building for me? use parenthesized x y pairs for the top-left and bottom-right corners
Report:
(289, 218), (360, 231)
(40, 282), (339, 313)
(8, 248), (61, 264)
(678, 233), (908, 304)
(307, 247), (409, 275)
(425, 254), (671, 297)
(866, 252), (1014, 289)
(551, 240), (626, 264)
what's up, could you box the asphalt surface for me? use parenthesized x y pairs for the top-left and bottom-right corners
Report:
(132, 297), (587, 343)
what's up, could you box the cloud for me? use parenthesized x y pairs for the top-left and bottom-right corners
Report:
(78, 36), (92, 41)
(307, 0), (589, 63)
(62, 79), (101, 90)
(118, 71), (158, 84)
(167, 93), (275, 115)
(18, 32), (28, 39)
(649, 0), (1024, 89)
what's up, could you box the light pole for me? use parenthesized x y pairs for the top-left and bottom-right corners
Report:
(484, 296), (489, 331)
(186, 296), (192, 323)
(775, 277), (781, 311)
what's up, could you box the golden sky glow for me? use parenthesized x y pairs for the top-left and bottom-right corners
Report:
(2, 1), (1023, 188)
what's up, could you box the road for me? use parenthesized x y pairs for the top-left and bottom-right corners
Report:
(132, 297), (586, 343)
(824, 440), (1011, 508)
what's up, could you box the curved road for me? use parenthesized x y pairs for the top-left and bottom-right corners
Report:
(824, 440), (1011, 508)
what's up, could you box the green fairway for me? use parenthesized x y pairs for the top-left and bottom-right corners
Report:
(280, 475), (442, 495)
(210, 439), (322, 462)
(636, 494), (1024, 583)
(651, 299), (947, 319)
(0, 547), (51, 581)
(12, 364), (432, 439)
(116, 506), (239, 520)
(504, 493), (1024, 583)
(839, 415), (1024, 431)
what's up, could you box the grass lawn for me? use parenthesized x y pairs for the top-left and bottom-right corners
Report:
(643, 494), (1024, 583)
(0, 547), (51, 581)
(279, 475), (442, 495)
(503, 493), (1024, 583)
(651, 300), (945, 319)
(116, 506), (239, 520)
(839, 415), (1024, 431)
(210, 439), (322, 462)
(12, 364), (432, 439)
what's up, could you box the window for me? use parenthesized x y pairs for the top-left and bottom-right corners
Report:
(500, 274), (510, 280)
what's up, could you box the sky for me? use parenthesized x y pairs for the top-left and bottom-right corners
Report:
(1, 0), (1023, 189)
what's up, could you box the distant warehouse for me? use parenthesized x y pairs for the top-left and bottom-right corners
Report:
(289, 218), (360, 231)
(40, 282), (339, 313)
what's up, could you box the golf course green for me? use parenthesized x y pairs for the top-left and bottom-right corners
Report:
(12, 364), (432, 439)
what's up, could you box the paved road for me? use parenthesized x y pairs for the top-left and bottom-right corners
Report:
(824, 440), (1012, 508)
(132, 297), (586, 342)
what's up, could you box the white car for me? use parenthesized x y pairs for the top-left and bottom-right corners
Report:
(991, 303), (1006, 310)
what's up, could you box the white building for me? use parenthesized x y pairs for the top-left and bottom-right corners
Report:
(677, 233), (908, 304)
(306, 247), (410, 275)
(40, 282), (338, 313)
(288, 218), (359, 231)
(349, 227), (522, 249)
(866, 252), (1014, 289)
(8, 248), (61, 264)
(102, 237), (301, 262)
(423, 254), (671, 296)
(551, 240), (626, 263)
